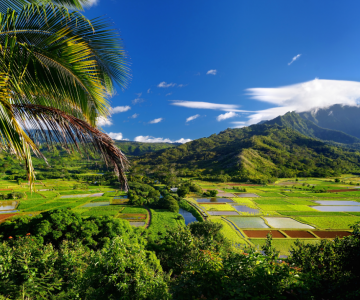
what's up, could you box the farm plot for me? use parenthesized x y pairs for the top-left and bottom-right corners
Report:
(279, 211), (349, 216)
(233, 205), (260, 215)
(264, 217), (314, 229)
(81, 206), (122, 217)
(283, 231), (316, 238)
(312, 231), (352, 238)
(211, 218), (247, 247)
(254, 200), (290, 205)
(281, 192), (309, 197)
(208, 211), (239, 216)
(255, 192), (285, 197)
(243, 230), (286, 238)
(257, 205), (317, 212)
(297, 216), (360, 229)
(227, 217), (269, 228)
(200, 204), (237, 211)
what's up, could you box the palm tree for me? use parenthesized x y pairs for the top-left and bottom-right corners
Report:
(0, 0), (131, 190)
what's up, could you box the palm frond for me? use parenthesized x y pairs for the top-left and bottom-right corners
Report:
(13, 104), (130, 190)
(0, 0), (88, 13)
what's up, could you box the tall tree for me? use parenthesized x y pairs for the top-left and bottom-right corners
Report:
(0, 1), (131, 189)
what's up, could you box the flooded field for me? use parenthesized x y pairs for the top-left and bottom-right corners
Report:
(196, 198), (234, 203)
(234, 193), (260, 198)
(0, 201), (17, 211)
(264, 217), (314, 229)
(228, 217), (269, 228)
(129, 222), (145, 227)
(313, 206), (360, 212)
(207, 211), (239, 215)
(233, 205), (260, 214)
(315, 201), (360, 205)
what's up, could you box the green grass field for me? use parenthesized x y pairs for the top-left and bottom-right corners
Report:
(297, 216), (360, 229)
(250, 239), (321, 255)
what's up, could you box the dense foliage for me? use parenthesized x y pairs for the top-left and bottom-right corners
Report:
(133, 123), (360, 183)
(1, 209), (360, 299)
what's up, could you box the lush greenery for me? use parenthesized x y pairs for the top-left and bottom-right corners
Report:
(1, 209), (360, 299)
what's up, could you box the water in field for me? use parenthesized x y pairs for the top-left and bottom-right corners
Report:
(113, 195), (128, 199)
(233, 205), (260, 214)
(264, 217), (314, 229)
(313, 206), (360, 212)
(178, 208), (197, 225)
(207, 211), (239, 216)
(82, 202), (110, 207)
(0, 210), (19, 214)
(0, 201), (17, 211)
(196, 198), (234, 203)
(235, 193), (260, 198)
(228, 217), (269, 228)
(129, 222), (145, 227)
(315, 201), (360, 205)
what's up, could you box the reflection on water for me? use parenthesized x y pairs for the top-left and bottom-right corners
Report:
(178, 208), (197, 225)
(313, 206), (360, 212)
(196, 198), (234, 203)
(0, 201), (17, 211)
(233, 205), (259, 214)
(315, 201), (360, 206)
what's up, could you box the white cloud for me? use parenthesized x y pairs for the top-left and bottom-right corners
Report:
(165, 92), (172, 96)
(134, 135), (191, 143)
(178, 84), (187, 87)
(245, 79), (360, 125)
(129, 113), (139, 119)
(132, 93), (144, 104)
(206, 69), (217, 75)
(147, 88), (151, 93)
(288, 54), (301, 65)
(85, 0), (99, 7)
(149, 118), (163, 124)
(111, 106), (131, 113)
(107, 132), (124, 140)
(171, 100), (247, 112)
(186, 114), (200, 122)
(217, 111), (238, 121)
(231, 121), (246, 128)
(158, 82), (176, 88)
(97, 116), (112, 127)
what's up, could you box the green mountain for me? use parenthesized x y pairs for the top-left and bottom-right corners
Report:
(298, 104), (360, 139)
(113, 141), (180, 156)
(265, 112), (360, 149)
(134, 123), (360, 182)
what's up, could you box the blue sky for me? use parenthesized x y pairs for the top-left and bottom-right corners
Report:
(84, 0), (360, 143)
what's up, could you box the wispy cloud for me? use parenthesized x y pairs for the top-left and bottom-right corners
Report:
(149, 117), (163, 124)
(171, 100), (247, 112)
(107, 132), (127, 140)
(206, 69), (217, 75)
(134, 135), (191, 143)
(158, 82), (176, 88)
(97, 117), (112, 127)
(186, 114), (200, 122)
(85, 0), (99, 7)
(231, 121), (246, 128)
(132, 93), (144, 104)
(288, 54), (301, 65)
(245, 79), (360, 124)
(178, 84), (187, 87)
(216, 111), (238, 121)
(111, 106), (131, 113)
(147, 88), (151, 93)
(129, 113), (139, 119)
(165, 92), (172, 96)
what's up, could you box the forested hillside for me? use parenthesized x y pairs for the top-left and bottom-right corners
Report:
(134, 123), (360, 183)
(298, 104), (360, 139)
(113, 141), (179, 156)
(266, 112), (360, 149)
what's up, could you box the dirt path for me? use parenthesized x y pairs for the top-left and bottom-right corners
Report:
(144, 206), (152, 229)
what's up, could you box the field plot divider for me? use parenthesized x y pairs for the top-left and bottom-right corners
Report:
(185, 200), (208, 220)
(278, 230), (291, 238)
(260, 216), (273, 228)
(221, 217), (252, 247)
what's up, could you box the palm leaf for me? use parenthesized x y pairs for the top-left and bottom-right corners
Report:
(13, 104), (130, 190)
(0, 0), (89, 13)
